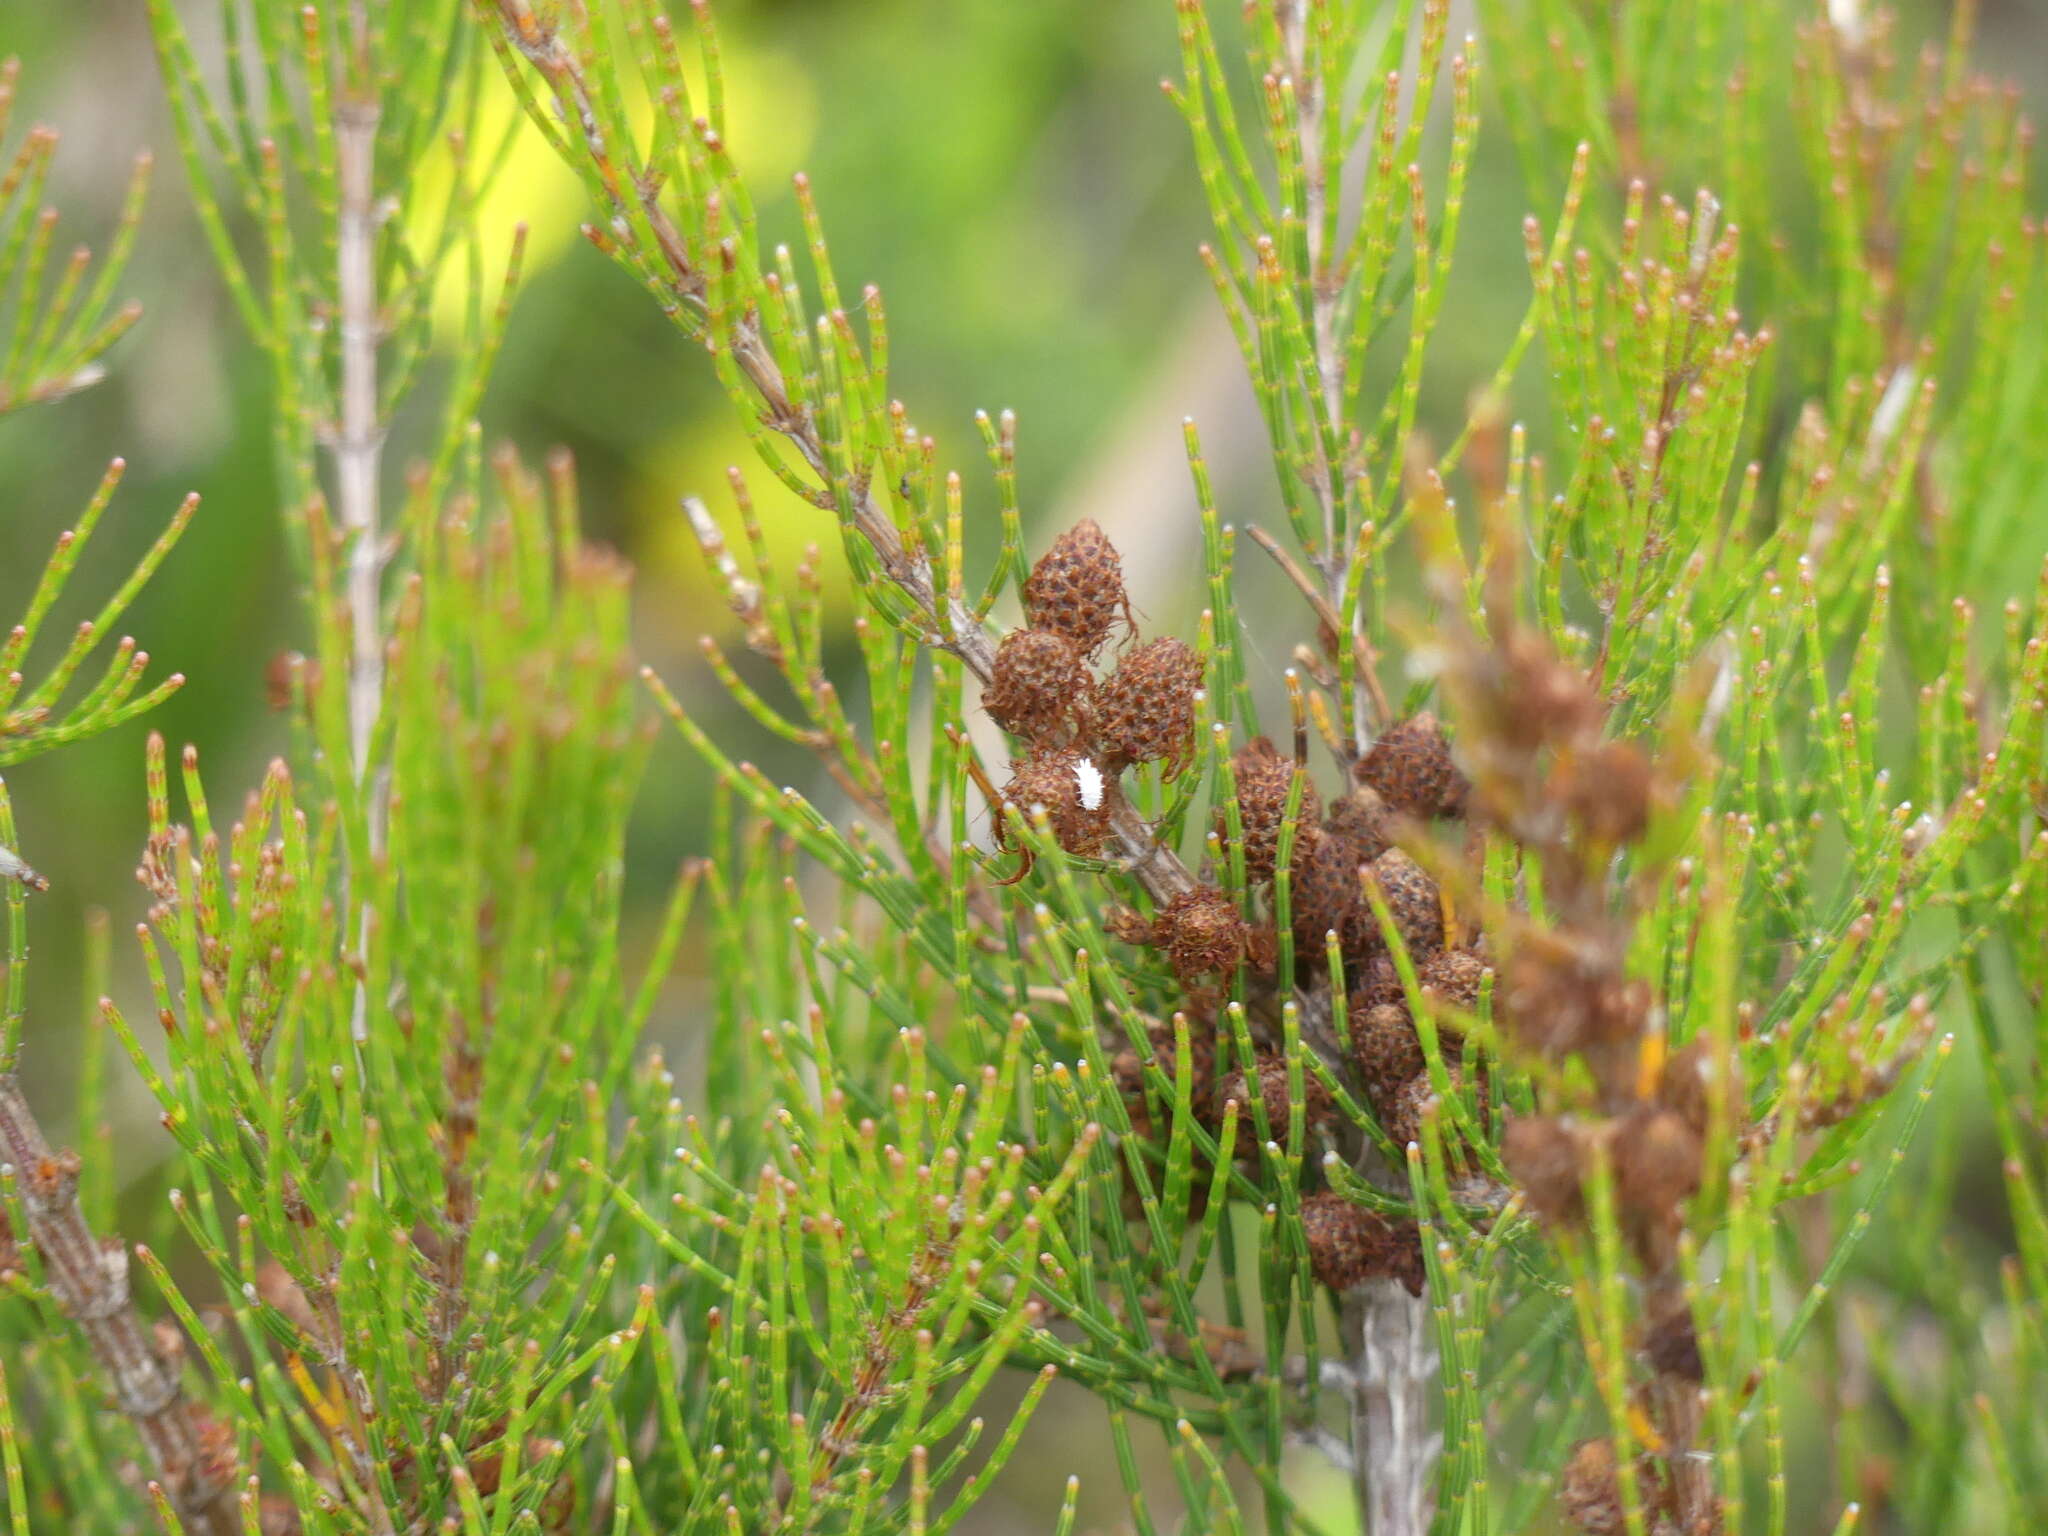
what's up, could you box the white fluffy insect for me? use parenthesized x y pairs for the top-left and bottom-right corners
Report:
(1072, 756), (1106, 812)
(0, 845), (47, 892)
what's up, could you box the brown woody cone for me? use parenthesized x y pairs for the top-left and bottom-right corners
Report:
(1022, 518), (1128, 657)
(1113, 1018), (1220, 1126)
(1221, 1054), (1334, 1140)
(1367, 848), (1445, 959)
(1289, 830), (1368, 965)
(1353, 1002), (1425, 1104)
(1224, 737), (1320, 882)
(1358, 711), (1468, 819)
(1324, 783), (1394, 865)
(1003, 749), (1112, 856)
(1418, 946), (1490, 1010)
(1092, 636), (1203, 775)
(1151, 884), (1249, 985)
(983, 627), (1089, 743)
(1383, 1069), (1489, 1171)
(1298, 1191), (1426, 1295)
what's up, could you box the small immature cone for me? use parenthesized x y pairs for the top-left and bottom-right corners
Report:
(982, 627), (1089, 743)
(1092, 636), (1203, 774)
(1643, 1290), (1704, 1382)
(1613, 1106), (1703, 1266)
(1500, 1114), (1588, 1226)
(1223, 736), (1320, 882)
(1559, 1439), (1627, 1536)
(1022, 517), (1128, 657)
(1657, 1035), (1740, 1138)
(1555, 738), (1655, 847)
(1298, 1191), (1426, 1296)
(1357, 711), (1468, 820)
(1498, 942), (1651, 1059)
(1003, 749), (1113, 856)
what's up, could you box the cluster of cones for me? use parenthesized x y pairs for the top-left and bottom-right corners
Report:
(985, 519), (1204, 855)
(981, 519), (1504, 1302)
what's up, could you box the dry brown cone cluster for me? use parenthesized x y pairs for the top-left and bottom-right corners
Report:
(1219, 714), (1499, 1170)
(985, 520), (1207, 859)
(1431, 598), (1737, 1534)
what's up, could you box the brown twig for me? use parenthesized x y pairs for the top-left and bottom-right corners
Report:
(0, 1075), (241, 1536)
(486, 2), (1196, 902)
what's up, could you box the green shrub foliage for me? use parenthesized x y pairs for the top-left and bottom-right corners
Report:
(0, 1), (2044, 1533)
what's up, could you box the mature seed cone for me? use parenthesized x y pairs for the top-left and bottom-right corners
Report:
(1324, 783), (1394, 864)
(983, 627), (1089, 743)
(1379, 1072), (1433, 1151)
(1556, 738), (1655, 847)
(1367, 848), (1445, 959)
(1384, 1068), (1491, 1171)
(1418, 946), (1490, 1010)
(1093, 636), (1203, 775)
(1358, 711), (1468, 820)
(1022, 517), (1128, 657)
(1224, 737), (1320, 882)
(1151, 884), (1249, 985)
(1113, 1017), (1221, 1130)
(1501, 1114), (1588, 1226)
(1298, 1191), (1426, 1295)
(1003, 749), (1112, 856)
(1221, 1054), (1334, 1140)
(1559, 1439), (1628, 1536)
(1353, 953), (1404, 1010)
(1353, 1002), (1425, 1104)
(1289, 829), (1367, 964)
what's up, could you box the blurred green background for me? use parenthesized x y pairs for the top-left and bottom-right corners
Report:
(2, 1), (2046, 1530)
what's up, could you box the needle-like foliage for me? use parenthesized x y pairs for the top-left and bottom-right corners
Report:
(0, 2), (2043, 1534)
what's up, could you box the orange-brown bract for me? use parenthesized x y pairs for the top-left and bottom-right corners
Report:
(982, 627), (1089, 744)
(1002, 749), (1112, 856)
(1092, 636), (1203, 775)
(1357, 711), (1469, 820)
(1555, 738), (1656, 847)
(1021, 517), (1129, 657)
